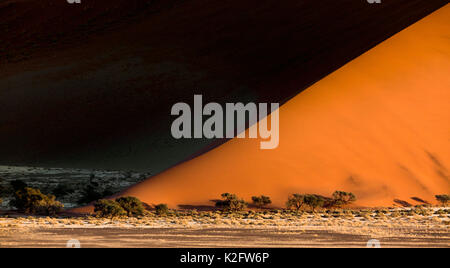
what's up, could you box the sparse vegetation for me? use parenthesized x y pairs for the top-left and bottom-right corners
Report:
(215, 193), (248, 212)
(251, 195), (272, 209)
(116, 196), (145, 217)
(94, 199), (126, 219)
(332, 191), (356, 208)
(287, 191), (356, 211)
(1, 197), (448, 248)
(303, 194), (325, 211)
(390, 211), (401, 217)
(435, 195), (449, 206)
(286, 194), (305, 211)
(10, 187), (63, 216)
(155, 204), (169, 216)
(0, 205), (448, 247)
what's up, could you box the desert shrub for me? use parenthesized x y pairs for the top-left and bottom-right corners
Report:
(155, 204), (169, 216)
(359, 212), (371, 220)
(251, 195), (272, 209)
(434, 209), (445, 215)
(303, 194), (325, 211)
(405, 209), (417, 216)
(44, 201), (64, 216)
(115, 196), (145, 217)
(215, 193), (248, 212)
(94, 199), (126, 219)
(375, 209), (389, 214)
(375, 211), (387, 219)
(332, 191), (356, 207)
(286, 194), (305, 211)
(390, 211), (401, 217)
(414, 208), (432, 216)
(10, 187), (63, 216)
(435, 195), (450, 206)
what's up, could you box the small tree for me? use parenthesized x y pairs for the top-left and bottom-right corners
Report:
(43, 198), (64, 216)
(435, 195), (450, 206)
(94, 199), (126, 219)
(215, 193), (248, 212)
(155, 204), (169, 216)
(116, 196), (145, 217)
(303, 194), (325, 212)
(252, 195), (272, 209)
(11, 187), (63, 216)
(286, 194), (305, 211)
(332, 191), (356, 208)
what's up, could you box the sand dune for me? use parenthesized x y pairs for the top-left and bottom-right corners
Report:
(116, 5), (450, 208)
(1, 0), (447, 173)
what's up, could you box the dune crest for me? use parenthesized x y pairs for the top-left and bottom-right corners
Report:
(115, 5), (450, 208)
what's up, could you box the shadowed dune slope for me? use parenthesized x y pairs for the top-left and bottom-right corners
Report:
(0, 0), (448, 173)
(116, 5), (450, 208)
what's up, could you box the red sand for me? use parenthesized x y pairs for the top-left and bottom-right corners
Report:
(112, 5), (450, 209)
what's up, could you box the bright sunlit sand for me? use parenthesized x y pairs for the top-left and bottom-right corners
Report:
(110, 5), (450, 209)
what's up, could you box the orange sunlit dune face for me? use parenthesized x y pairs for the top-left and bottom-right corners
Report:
(109, 5), (450, 209)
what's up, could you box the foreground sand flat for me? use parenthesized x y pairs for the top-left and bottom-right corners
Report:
(1, 209), (448, 248)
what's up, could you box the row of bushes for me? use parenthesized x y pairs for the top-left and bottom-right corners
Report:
(0, 178), (113, 215)
(0, 177), (115, 207)
(92, 191), (356, 218)
(92, 192), (341, 218)
(93, 198), (170, 218)
(214, 191), (357, 212)
(213, 193), (450, 212)
(7, 181), (64, 216)
(1, 177), (449, 218)
(94, 197), (144, 218)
